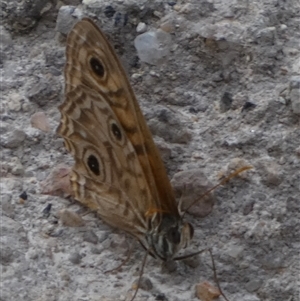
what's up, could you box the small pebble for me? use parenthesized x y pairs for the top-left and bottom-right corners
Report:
(10, 157), (24, 175)
(30, 112), (51, 132)
(60, 270), (71, 282)
(104, 5), (116, 18)
(290, 88), (300, 114)
(1, 195), (14, 217)
(134, 30), (172, 65)
(195, 281), (220, 301)
(58, 209), (85, 227)
(171, 169), (215, 218)
(42, 203), (52, 218)
(160, 21), (174, 33)
(225, 243), (244, 258)
(136, 22), (147, 33)
(55, 6), (77, 35)
(69, 252), (82, 265)
(8, 93), (23, 111)
(161, 260), (177, 273)
(220, 92), (233, 112)
(155, 293), (167, 301)
(243, 200), (255, 215)
(245, 279), (262, 292)
(0, 129), (26, 148)
(19, 191), (28, 201)
(132, 276), (153, 291)
(83, 230), (99, 245)
(262, 253), (285, 269)
(242, 101), (256, 112)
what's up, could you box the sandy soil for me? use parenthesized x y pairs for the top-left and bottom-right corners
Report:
(1, 1), (299, 300)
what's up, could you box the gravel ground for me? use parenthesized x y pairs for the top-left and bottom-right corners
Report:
(1, 1), (299, 301)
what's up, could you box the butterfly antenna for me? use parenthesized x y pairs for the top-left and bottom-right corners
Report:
(208, 248), (230, 301)
(129, 249), (149, 301)
(182, 166), (252, 217)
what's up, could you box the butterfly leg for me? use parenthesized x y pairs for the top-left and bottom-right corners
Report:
(130, 250), (149, 301)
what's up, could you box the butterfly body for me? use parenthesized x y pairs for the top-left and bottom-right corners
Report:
(57, 18), (193, 261)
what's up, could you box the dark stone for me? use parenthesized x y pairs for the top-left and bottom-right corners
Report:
(104, 6), (116, 18)
(220, 92), (233, 112)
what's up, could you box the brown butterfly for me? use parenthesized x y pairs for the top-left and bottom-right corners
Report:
(57, 18), (251, 300)
(57, 18), (193, 262)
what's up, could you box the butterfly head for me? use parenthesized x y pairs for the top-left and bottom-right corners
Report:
(146, 213), (194, 261)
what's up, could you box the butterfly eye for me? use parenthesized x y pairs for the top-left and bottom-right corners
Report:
(111, 123), (122, 141)
(87, 154), (100, 175)
(90, 57), (104, 77)
(167, 227), (180, 245)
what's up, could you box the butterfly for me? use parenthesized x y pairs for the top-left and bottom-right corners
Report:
(57, 18), (251, 301)
(57, 18), (193, 262)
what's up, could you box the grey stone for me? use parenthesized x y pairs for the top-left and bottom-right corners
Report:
(2, 0), (52, 32)
(290, 88), (300, 115)
(82, 0), (105, 8)
(245, 279), (262, 292)
(0, 26), (12, 49)
(225, 243), (244, 259)
(25, 77), (61, 106)
(56, 6), (78, 35)
(69, 252), (82, 264)
(90, 247), (102, 254)
(58, 209), (85, 227)
(262, 253), (285, 269)
(133, 276), (153, 291)
(0, 245), (14, 265)
(1, 194), (14, 218)
(83, 230), (99, 245)
(134, 30), (172, 65)
(154, 136), (172, 162)
(7, 157), (24, 176)
(243, 199), (255, 215)
(193, 21), (245, 44)
(290, 76), (300, 89)
(257, 158), (283, 186)
(255, 27), (277, 44)
(136, 22), (147, 33)
(24, 128), (44, 145)
(0, 216), (28, 255)
(183, 256), (200, 268)
(286, 197), (298, 212)
(171, 169), (215, 217)
(7, 93), (23, 112)
(44, 48), (65, 70)
(147, 106), (192, 144)
(0, 129), (26, 148)
(161, 260), (177, 273)
(220, 92), (233, 112)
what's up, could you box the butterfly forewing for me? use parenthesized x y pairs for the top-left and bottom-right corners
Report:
(57, 18), (191, 260)
(64, 18), (178, 216)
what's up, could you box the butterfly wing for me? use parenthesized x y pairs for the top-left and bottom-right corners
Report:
(57, 18), (179, 239)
